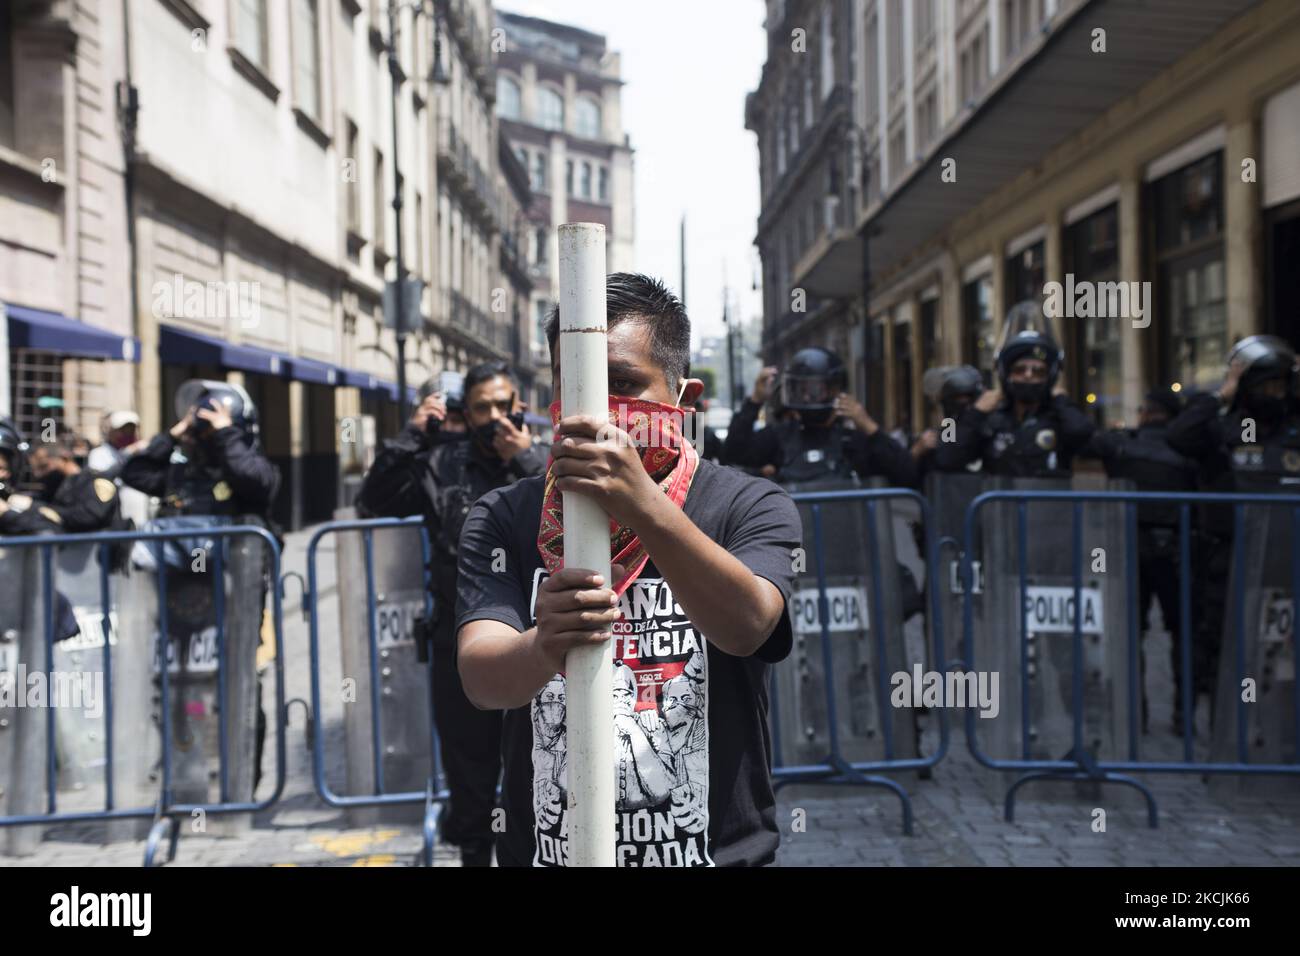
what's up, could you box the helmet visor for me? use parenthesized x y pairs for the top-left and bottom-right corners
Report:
(780, 372), (837, 410)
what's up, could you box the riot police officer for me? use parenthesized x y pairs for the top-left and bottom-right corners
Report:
(1167, 335), (1300, 729)
(357, 360), (544, 867)
(722, 348), (918, 487)
(122, 381), (278, 518)
(0, 431), (122, 535)
(1087, 386), (1198, 730)
(913, 365), (985, 480)
(121, 380), (279, 789)
(933, 303), (1094, 476)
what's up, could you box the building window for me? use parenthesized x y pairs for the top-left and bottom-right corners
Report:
(373, 147), (386, 253)
(598, 166), (609, 202)
(962, 273), (995, 379)
(886, 0), (903, 91)
(537, 86), (565, 131)
(497, 74), (522, 120)
(415, 191), (424, 278)
(0, 5), (13, 149)
(236, 0), (270, 71)
(534, 226), (549, 266)
(292, 0), (321, 118)
(580, 161), (592, 199)
(565, 159), (574, 196)
(915, 0), (936, 46)
(345, 120), (361, 231)
(819, 2), (835, 98)
(864, 14), (879, 128)
(535, 298), (551, 351)
(575, 96), (602, 139)
(803, 70), (814, 128)
(531, 150), (548, 193)
(916, 90), (937, 152)
(1065, 203), (1121, 425)
(1151, 152), (1226, 390)
(893, 313), (913, 434)
(1005, 239), (1045, 305)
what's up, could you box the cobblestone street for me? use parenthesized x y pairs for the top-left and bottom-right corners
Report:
(3, 529), (1296, 869)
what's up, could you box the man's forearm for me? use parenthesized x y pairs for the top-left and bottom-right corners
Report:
(631, 495), (782, 657)
(458, 623), (556, 710)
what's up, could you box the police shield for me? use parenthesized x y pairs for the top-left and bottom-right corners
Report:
(334, 514), (436, 822)
(969, 475), (1132, 764)
(125, 521), (269, 828)
(0, 545), (46, 855)
(773, 477), (917, 770)
(1210, 498), (1298, 789)
(924, 470), (994, 670)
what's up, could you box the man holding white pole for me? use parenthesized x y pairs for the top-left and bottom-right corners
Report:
(456, 244), (802, 866)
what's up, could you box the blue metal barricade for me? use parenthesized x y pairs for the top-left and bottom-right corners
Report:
(304, 516), (447, 866)
(771, 487), (951, 836)
(0, 525), (286, 865)
(961, 489), (1300, 826)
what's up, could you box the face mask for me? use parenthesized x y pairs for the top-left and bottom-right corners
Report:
(471, 420), (499, 452)
(41, 470), (66, 499)
(1243, 392), (1287, 423)
(1007, 381), (1048, 406)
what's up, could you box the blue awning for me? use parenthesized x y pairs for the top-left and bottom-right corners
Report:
(5, 303), (139, 362)
(285, 355), (341, 386)
(159, 324), (287, 376)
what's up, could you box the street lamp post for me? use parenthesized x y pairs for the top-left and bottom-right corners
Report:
(836, 121), (876, 402)
(385, 0), (449, 421)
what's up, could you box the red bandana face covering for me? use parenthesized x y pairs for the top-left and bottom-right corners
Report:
(537, 395), (700, 596)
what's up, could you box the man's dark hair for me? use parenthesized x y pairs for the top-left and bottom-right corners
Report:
(464, 360), (515, 395)
(544, 272), (691, 392)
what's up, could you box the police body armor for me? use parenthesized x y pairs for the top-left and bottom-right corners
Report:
(968, 474), (1131, 765)
(772, 451), (917, 772)
(1209, 421), (1300, 787)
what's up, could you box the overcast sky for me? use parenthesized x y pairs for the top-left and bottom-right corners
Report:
(500, 0), (768, 347)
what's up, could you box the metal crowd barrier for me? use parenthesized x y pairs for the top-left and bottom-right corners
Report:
(0, 525), (286, 866)
(961, 489), (1300, 826)
(303, 516), (447, 866)
(773, 487), (952, 836)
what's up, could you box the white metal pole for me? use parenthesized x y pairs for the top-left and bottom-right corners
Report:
(557, 222), (614, 867)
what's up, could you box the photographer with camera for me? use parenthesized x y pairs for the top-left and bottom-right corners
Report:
(121, 380), (280, 793)
(122, 380), (279, 519)
(357, 360), (543, 866)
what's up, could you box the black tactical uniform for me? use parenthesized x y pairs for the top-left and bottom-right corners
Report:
(1087, 388), (1198, 727)
(1167, 335), (1300, 726)
(121, 425), (279, 518)
(121, 382), (280, 788)
(932, 329), (1094, 477)
(357, 411), (545, 864)
(915, 365), (985, 481)
(723, 348), (918, 487)
(0, 467), (121, 535)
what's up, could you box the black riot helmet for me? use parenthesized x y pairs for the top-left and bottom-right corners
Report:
(923, 365), (984, 419)
(1227, 335), (1289, 411)
(0, 417), (30, 495)
(175, 379), (261, 446)
(780, 347), (847, 422)
(995, 300), (1064, 405)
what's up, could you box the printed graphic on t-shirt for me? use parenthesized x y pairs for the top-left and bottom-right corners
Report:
(527, 569), (711, 867)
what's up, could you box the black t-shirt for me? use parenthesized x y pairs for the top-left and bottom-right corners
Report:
(455, 460), (801, 867)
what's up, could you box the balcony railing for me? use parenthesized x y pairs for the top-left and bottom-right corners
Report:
(438, 120), (500, 231)
(449, 288), (510, 353)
